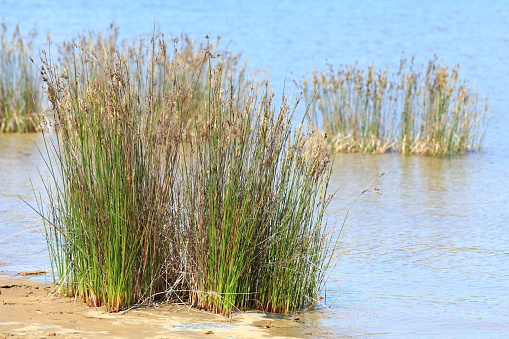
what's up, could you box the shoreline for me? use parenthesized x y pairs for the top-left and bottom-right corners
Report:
(0, 276), (308, 338)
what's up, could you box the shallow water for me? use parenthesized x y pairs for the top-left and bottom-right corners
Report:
(1, 0), (508, 337)
(311, 152), (509, 337)
(0, 134), (50, 276)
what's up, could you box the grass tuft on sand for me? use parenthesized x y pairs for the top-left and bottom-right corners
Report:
(35, 29), (335, 316)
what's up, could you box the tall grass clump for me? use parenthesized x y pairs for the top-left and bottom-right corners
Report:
(301, 57), (490, 156)
(37, 38), (188, 311)
(182, 64), (333, 315)
(36, 31), (335, 316)
(0, 22), (42, 132)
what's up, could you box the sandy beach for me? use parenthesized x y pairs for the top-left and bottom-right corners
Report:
(0, 275), (308, 338)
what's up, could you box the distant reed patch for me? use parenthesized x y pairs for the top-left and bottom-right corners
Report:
(0, 22), (43, 132)
(300, 57), (490, 156)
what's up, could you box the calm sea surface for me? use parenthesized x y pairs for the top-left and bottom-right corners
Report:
(1, 1), (508, 337)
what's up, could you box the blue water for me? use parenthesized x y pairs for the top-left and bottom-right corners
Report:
(1, 1), (508, 337)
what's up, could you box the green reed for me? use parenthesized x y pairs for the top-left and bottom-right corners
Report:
(0, 22), (42, 132)
(36, 30), (335, 316)
(301, 57), (490, 156)
(182, 63), (333, 315)
(37, 38), (187, 310)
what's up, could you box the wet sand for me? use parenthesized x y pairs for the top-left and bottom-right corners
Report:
(0, 276), (306, 338)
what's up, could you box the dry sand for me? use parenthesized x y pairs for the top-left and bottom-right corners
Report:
(0, 275), (309, 338)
